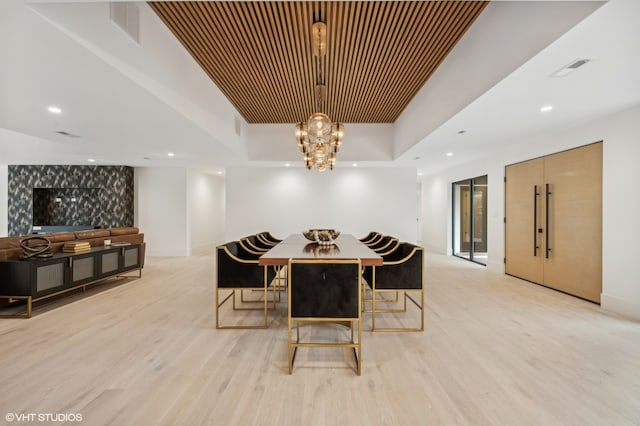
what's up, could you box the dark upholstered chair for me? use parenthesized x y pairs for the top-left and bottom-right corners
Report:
(241, 236), (287, 292)
(239, 237), (268, 255)
(244, 235), (274, 250)
(363, 233), (383, 246)
(372, 237), (399, 254)
(258, 232), (281, 245)
(366, 235), (394, 251)
(287, 259), (362, 375)
(216, 241), (277, 329)
(362, 243), (424, 332)
(359, 232), (378, 243)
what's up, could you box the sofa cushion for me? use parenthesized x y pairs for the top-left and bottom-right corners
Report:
(44, 232), (77, 243)
(0, 237), (21, 250)
(74, 229), (111, 240)
(110, 227), (139, 236)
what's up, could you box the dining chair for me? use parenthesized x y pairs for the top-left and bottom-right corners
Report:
(362, 233), (383, 246)
(287, 259), (362, 375)
(215, 241), (277, 329)
(245, 234), (274, 250)
(258, 232), (282, 245)
(359, 232), (378, 243)
(366, 235), (394, 251)
(363, 243), (424, 332)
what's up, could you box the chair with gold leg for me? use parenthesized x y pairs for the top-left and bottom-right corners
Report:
(216, 241), (277, 329)
(363, 243), (424, 332)
(287, 259), (362, 375)
(240, 237), (286, 295)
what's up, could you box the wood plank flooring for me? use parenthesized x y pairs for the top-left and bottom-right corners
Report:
(0, 253), (638, 425)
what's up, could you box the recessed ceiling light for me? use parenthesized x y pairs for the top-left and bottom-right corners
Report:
(540, 105), (553, 112)
(48, 106), (62, 114)
(417, 172), (423, 176)
(217, 171), (223, 175)
(446, 152), (454, 157)
(167, 152), (175, 157)
(88, 158), (95, 163)
(414, 156), (421, 160)
(285, 163), (291, 167)
(352, 163), (358, 167)
(457, 130), (466, 134)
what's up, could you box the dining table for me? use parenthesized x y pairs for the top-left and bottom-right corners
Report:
(258, 233), (383, 266)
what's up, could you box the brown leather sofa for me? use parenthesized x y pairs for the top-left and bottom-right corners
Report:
(0, 227), (146, 265)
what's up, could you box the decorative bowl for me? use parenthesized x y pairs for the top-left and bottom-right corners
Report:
(302, 229), (340, 245)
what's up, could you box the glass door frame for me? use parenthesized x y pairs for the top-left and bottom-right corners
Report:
(452, 175), (488, 266)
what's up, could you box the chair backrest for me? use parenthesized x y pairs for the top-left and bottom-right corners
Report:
(359, 231), (377, 243)
(367, 235), (393, 250)
(288, 259), (361, 319)
(216, 242), (275, 288)
(261, 232), (282, 243)
(375, 243), (424, 290)
(373, 237), (399, 253)
(364, 233), (383, 246)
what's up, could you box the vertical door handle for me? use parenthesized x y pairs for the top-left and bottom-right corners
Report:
(545, 183), (552, 258)
(533, 185), (539, 256)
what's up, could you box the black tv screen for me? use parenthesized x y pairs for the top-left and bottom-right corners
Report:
(32, 188), (102, 227)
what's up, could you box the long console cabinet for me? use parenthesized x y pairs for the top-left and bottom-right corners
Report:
(0, 243), (141, 318)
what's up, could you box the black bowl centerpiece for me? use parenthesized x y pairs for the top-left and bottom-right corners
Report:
(302, 229), (340, 246)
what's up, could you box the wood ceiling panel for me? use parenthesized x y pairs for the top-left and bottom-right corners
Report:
(149, 1), (488, 123)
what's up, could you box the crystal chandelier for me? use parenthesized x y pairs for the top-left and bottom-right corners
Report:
(295, 113), (344, 171)
(295, 21), (344, 172)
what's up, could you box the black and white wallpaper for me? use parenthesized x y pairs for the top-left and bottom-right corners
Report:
(8, 165), (134, 236)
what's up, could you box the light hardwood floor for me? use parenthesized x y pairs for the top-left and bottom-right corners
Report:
(0, 253), (638, 425)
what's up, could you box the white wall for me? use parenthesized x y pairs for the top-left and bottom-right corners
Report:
(225, 167), (418, 243)
(186, 169), (225, 255)
(421, 104), (640, 320)
(135, 167), (188, 257)
(0, 164), (7, 237)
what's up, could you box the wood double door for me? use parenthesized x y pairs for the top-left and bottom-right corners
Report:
(505, 142), (602, 303)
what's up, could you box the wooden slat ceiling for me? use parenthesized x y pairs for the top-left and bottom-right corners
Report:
(149, 1), (488, 124)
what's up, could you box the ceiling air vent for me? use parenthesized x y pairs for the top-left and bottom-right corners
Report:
(110, 2), (140, 45)
(551, 58), (590, 78)
(55, 131), (80, 138)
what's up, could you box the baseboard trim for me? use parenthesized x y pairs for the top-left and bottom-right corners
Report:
(601, 293), (640, 321)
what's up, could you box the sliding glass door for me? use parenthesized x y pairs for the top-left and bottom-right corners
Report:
(452, 175), (488, 265)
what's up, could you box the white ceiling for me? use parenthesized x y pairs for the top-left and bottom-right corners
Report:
(1, 0), (638, 176)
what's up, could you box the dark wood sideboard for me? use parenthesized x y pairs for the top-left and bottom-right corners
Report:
(0, 243), (142, 318)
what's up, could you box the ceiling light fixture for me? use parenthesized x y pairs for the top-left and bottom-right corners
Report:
(446, 152), (454, 157)
(48, 106), (62, 114)
(87, 158), (96, 163)
(167, 152), (175, 157)
(540, 105), (553, 112)
(295, 20), (344, 172)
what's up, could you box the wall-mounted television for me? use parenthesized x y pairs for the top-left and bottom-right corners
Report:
(32, 188), (103, 227)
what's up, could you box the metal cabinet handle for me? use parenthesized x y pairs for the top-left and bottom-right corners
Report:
(545, 183), (552, 259)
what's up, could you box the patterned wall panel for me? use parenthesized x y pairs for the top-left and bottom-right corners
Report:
(7, 166), (134, 236)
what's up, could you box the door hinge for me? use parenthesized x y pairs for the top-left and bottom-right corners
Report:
(504, 257), (506, 264)
(504, 176), (506, 183)
(503, 217), (506, 223)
